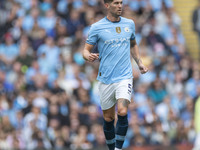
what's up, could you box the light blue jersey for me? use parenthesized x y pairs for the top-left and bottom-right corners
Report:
(86, 17), (135, 84)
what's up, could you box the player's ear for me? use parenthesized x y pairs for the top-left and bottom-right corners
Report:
(104, 3), (110, 9)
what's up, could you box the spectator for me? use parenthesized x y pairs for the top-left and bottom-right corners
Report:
(22, 7), (41, 32)
(0, 33), (19, 66)
(148, 77), (167, 104)
(192, 0), (200, 51)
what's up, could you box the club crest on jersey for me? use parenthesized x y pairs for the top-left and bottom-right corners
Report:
(124, 27), (129, 32)
(116, 27), (121, 33)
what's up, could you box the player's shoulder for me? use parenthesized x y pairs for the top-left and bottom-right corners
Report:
(91, 17), (106, 28)
(121, 17), (135, 25)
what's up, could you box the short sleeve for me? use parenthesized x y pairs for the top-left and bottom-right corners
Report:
(130, 20), (136, 40)
(86, 25), (98, 45)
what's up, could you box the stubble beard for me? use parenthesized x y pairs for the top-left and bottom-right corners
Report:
(111, 11), (121, 18)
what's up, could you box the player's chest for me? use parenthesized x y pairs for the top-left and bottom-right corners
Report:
(98, 25), (132, 41)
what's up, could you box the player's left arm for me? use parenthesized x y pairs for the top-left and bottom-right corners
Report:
(130, 39), (148, 74)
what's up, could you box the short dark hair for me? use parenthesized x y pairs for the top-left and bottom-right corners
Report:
(104, 0), (113, 3)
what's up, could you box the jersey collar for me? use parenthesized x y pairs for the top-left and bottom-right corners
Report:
(105, 16), (121, 23)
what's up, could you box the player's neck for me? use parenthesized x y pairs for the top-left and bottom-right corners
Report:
(106, 14), (120, 22)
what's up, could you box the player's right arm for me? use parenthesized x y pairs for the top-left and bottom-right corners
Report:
(83, 43), (99, 62)
(83, 23), (99, 62)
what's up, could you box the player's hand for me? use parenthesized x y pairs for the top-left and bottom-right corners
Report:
(87, 53), (99, 62)
(138, 63), (148, 74)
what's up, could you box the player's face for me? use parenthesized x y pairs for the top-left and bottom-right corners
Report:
(107, 0), (123, 17)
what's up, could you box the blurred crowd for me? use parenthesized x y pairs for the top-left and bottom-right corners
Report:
(0, 0), (200, 149)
